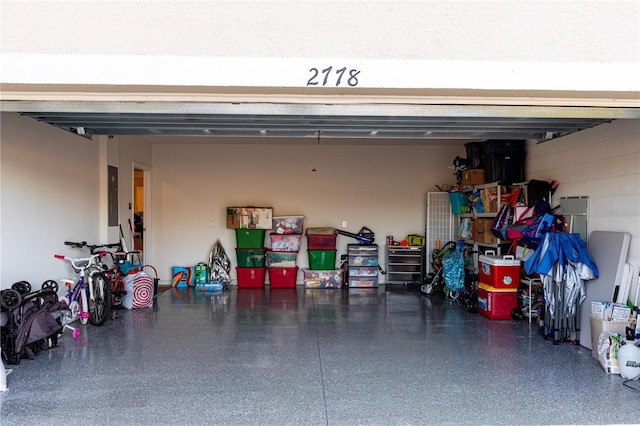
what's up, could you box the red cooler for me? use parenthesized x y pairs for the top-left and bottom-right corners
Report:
(478, 254), (521, 289)
(477, 282), (518, 320)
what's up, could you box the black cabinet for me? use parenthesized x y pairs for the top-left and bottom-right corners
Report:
(386, 246), (424, 285)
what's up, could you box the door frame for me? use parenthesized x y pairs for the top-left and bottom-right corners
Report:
(133, 162), (151, 265)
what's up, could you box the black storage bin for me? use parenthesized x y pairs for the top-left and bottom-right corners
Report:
(483, 140), (526, 184)
(464, 142), (485, 169)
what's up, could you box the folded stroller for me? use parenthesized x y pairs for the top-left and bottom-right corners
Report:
(1, 284), (70, 365)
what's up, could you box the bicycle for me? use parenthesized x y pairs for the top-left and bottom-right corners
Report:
(53, 251), (111, 326)
(63, 241), (140, 319)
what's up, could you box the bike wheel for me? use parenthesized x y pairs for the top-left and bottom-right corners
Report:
(88, 272), (111, 326)
(1, 289), (22, 310)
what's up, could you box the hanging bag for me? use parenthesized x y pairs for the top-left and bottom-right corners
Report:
(490, 187), (521, 240)
(513, 205), (535, 222)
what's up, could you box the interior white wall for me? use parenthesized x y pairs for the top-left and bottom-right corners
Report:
(526, 119), (640, 305)
(0, 113), (101, 288)
(145, 141), (464, 284)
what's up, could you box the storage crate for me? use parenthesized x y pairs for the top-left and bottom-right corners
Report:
(308, 249), (337, 270)
(195, 282), (224, 291)
(348, 266), (378, 277)
(349, 254), (379, 267)
(266, 251), (298, 268)
(448, 191), (471, 214)
(465, 141), (485, 169)
(477, 283), (518, 320)
(236, 267), (266, 288)
(348, 277), (379, 288)
(269, 234), (302, 252)
(272, 216), (304, 235)
(235, 229), (266, 249)
(235, 248), (266, 268)
(303, 269), (343, 288)
(478, 254), (521, 289)
(589, 316), (633, 360)
(268, 267), (298, 288)
(483, 140), (526, 184)
(306, 227), (338, 250)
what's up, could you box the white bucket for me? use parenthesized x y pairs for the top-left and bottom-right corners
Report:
(0, 357), (8, 392)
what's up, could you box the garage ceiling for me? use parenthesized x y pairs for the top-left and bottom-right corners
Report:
(5, 100), (639, 142)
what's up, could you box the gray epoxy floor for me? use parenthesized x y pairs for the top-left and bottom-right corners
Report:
(1, 285), (639, 426)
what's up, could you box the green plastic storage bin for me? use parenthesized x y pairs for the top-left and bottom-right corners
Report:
(235, 248), (266, 267)
(308, 249), (337, 270)
(235, 229), (266, 249)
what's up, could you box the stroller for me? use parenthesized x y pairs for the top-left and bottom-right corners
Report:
(1, 282), (71, 365)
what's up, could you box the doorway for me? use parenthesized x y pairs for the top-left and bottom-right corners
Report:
(133, 166), (149, 263)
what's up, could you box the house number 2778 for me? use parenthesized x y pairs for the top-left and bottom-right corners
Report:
(307, 66), (360, 87)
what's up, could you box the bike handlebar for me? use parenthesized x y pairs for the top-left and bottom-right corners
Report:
(54, 251), (108, 270)
(64, 241), (87, 248)
(108, 250), (141, 263)
(65, 240), (123, 253)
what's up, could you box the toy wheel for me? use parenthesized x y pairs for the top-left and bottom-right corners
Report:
(1, 289), (23, 310)
(467, 300), (478, 313)
(511, 308), (524, 320)
(41, 280), (59, 293)
(11, 281), (31, 294)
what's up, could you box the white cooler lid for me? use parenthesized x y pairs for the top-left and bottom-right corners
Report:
(478, 254), (521, 266)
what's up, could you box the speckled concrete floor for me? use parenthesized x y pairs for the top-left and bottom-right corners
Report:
(1, 286), (639, 425)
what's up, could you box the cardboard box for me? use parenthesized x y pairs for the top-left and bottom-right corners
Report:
(473, 218), (497, 244)
(590, 301), (632, 321)
(226, 207), (273, 229)
(611, 303), (632, 322)
(462, 169), (486, 186)
(591, 301), (608, 320)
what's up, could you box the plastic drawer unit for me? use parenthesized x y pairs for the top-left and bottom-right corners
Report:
(347, 244), (379, 287)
